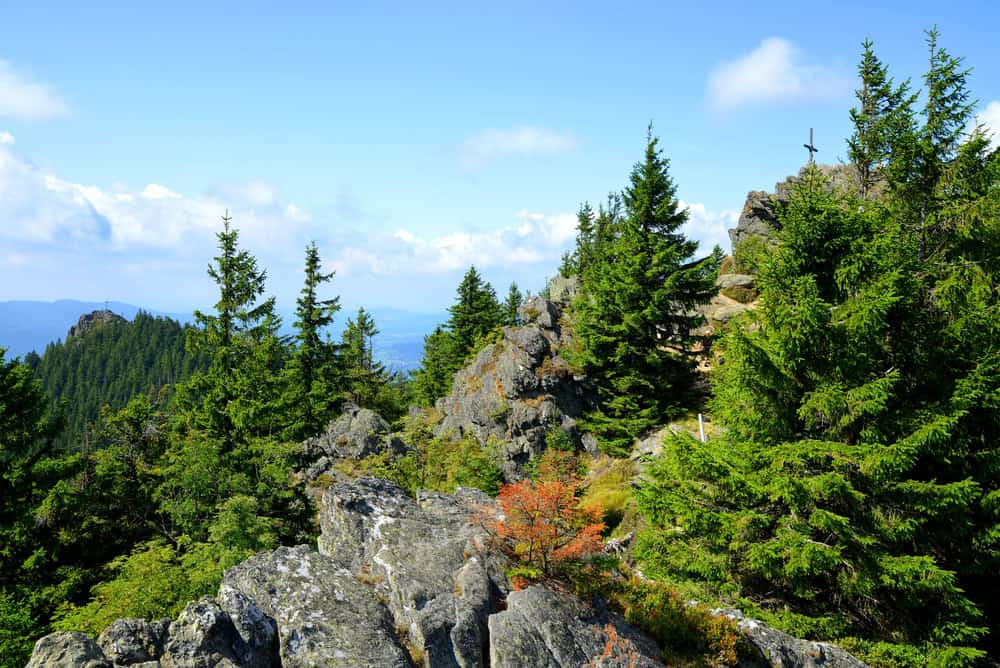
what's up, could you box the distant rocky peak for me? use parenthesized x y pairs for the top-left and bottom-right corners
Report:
(67, 309), (126, 339)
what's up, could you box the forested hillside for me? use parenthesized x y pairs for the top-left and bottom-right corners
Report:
(24, 312), (209, 447)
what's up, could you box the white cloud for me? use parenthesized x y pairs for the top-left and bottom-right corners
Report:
(141, 183), (182, 200)
(707, 38), (848, 111)
(0, 142), (315, 254)
(0, 59), (68, 121)
(974, 101), (1000, 150)
(284, 203), (312, 222)
(329, 201), (736, 277)
(461, 126), (577, 167)
(332, 210), (578, 276)
(0, 131), (14, 145)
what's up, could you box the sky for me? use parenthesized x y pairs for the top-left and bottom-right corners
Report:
(0, 1), (997, 314)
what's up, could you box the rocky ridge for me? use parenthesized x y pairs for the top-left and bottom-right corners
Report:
(27, 477), (675, 668)
(434, 275), (598, 480)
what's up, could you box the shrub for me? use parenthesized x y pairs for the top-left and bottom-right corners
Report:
(475, 474), (604, 578)
(611, 578), (744, 666)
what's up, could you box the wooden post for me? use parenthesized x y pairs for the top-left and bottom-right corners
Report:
(698, 413), (706, 443)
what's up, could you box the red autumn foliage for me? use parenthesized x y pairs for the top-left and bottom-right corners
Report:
(475, 469), (605, 577)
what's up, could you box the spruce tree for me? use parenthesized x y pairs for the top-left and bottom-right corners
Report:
(448, 266), (502, 356)
(183, 212), (284, 448)
(0, 348), (68, 666)
(502, 282), (524, 326)
(283, 242), (340, 440)
(412, 266), (503, 406)
(573, 128), (721, 453)
(847, 39), (915, 198)
(339, 307), (386, 409)
(412, 326), (458, 406)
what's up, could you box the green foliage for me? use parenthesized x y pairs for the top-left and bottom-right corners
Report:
(636, 35), (1000, 658)
(339, 450), (424, 494)
(339, 308), (388, 410)
(579, 455), (635, 534)
(612, 578), (745, 666)
(412, 325), (459, 406)
(0, 589), (36, 668)
(729, 235), (769, 275)
(847, 38), (916, 199)
(183, 211), (286, 448)
(53, 540), (201, 636)
(502, 282), (524, 326)
(347, 413), (503, 496)
(570, 128), (722, 453)
(421, 434), (503, 496)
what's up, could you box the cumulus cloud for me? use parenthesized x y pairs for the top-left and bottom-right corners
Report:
(461, 126), (577, 167)
(332, 210), (578, 276)
(0, 131), (14, 145)
(974, 101), (1000, 150)
(707, 38), (848, 111)
(0, 141), (313, 255)
(0, 59), (68, 121)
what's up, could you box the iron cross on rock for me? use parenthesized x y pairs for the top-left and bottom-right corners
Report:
(804, 128), (818, 163)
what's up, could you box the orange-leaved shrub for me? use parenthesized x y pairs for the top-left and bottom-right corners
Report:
(474, 458), (604, 579)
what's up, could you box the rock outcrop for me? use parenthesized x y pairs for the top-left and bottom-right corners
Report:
(434, 284), (596, 480)
(27, 475), (867, 668)
(718, 609), (868, 668)
(67, 310), (126, 340)
(221, 546), (409, 667)
(98, 618), (168, 666)
(26, 632), (110, 668)
(317, 477), (502, 667)
(301, 402), (407, 481)
(489, 585), (663, 667)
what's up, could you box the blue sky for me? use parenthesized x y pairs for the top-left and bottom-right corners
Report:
(1, 1), (997, 314)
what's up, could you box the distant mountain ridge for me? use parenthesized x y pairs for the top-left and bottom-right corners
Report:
(0, 300), (443, 371)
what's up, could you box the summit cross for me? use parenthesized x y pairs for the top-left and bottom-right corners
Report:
(803, 128), (818, 164)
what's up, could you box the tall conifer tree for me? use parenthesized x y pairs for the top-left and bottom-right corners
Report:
(847, 39), (915, 198)
(339, 307), (386, 408)
(183, 212), (283, 448)
(283, 242), (340, 440)
(573, 128), (721, 453)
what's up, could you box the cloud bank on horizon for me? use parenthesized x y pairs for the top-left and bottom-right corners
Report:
(0, 134), (735, 308)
